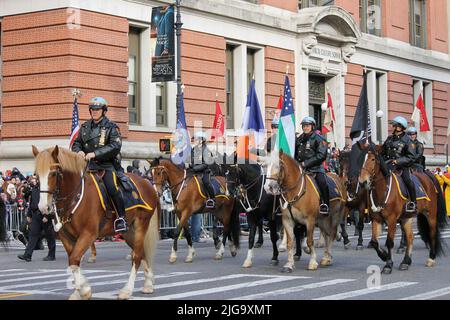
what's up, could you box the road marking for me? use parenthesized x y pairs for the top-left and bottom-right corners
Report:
(0, 269), (25, 273)
(0, 269), (106, 284)
(141, 275), (307, 300)
(400, 287), (450, 300)
(314, 282), (417, 300)
(230, 279), (356, 300)
(0, 292), (32, 299)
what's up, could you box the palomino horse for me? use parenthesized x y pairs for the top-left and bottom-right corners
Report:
(33, 146), (159, 300)
(358, 145), (447, 273)
(264, 150), (347, 272)
(150, 158), (240, 263)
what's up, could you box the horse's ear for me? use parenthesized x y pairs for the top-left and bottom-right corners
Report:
(375, 144), (382, 153)
(32, 145), (40, 157)
(51, 145), (60, 162)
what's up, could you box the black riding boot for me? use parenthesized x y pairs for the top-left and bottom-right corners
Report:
(402, 170), (416, 213)
(203, 171), (215, 209)
(316, 173), (330, 216)
(112, 191), (127, 233)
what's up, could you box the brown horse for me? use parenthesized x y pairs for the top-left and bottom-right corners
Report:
(32, 145), (159, 300)
(150, 158), (240, 263)
(358, 145), (447, 274)
(264, 150), (347, 272)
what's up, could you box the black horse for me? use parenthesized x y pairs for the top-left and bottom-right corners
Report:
(224, 160), (305, 267)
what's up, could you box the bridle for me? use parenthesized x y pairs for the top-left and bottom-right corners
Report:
(151, 165), (187, 202)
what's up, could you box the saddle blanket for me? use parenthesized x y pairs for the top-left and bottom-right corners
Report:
(90, 173), (153, 212)
(393, 172), (430, 201)
(193, 175), (229, 200)
(307, 174), (343, 201)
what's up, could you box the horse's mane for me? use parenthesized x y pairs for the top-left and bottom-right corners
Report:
(36, 147), (86, 174)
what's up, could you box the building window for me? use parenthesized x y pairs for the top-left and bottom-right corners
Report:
(226, 45), (235, 130)
(156, 83), (168, 127)
(299, 0), (334, 9)
(128, 27), (141, 125)
(247, 48), (256, 91)
(412, 79), (433, 146)
(366, 70), (387, 145)
(359, 0), (381, 36)
(409, 0), (427, 48)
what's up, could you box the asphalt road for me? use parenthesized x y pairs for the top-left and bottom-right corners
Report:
(1, 223), (450, 301)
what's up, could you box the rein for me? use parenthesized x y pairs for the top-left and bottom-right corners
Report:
(362, 153), (392, 214)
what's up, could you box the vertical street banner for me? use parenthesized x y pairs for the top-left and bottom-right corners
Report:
(151, 5), (175, 82)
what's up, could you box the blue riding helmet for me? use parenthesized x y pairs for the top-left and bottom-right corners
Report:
(390, 116), (408, 130)
(194, 131), (207, 141)
(406, 127), (418, 135)
(89, 97), (108, 111)
(301, 116), (316, 126)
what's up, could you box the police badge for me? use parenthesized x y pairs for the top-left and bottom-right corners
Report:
(99, 128), (106, 146)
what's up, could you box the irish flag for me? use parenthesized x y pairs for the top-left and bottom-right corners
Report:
(276, 75), (296, 157)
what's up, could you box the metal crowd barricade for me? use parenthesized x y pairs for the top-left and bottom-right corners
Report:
(4, 203), (25, 240)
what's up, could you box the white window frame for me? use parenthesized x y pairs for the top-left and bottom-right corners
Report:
(128, 20), (176, 133)
(412, 79), (434, 148)
(366, 69), (388, 145)
(225, 41), (265, 136)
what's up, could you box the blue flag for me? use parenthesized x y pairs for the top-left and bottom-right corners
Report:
(171, 93), (191, 165)
(240, 79), (265, 146)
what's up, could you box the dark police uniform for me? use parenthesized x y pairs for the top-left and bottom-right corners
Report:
(295, 131), (330, 214)
(191, 141), (215, 208)
(71, 116), (127, 230)
(410, 138), (425, 171)
(381, 131), (417, 210)
(18, 183), (56, 261)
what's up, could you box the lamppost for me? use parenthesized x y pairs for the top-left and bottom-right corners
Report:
(175, 0), (183, 116)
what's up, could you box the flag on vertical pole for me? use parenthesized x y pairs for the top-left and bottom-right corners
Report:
(447, 119), (450, 137)
(411, 93), (430, 132)
(276, 75), (296, 157)
(211, 100), (225, 141)
(237, 79), (265, 159)
(171, 92), (191, 164)
(271, 94), (283, 128)
(322, 92), (335, 135)
(69, 96), (80, 149)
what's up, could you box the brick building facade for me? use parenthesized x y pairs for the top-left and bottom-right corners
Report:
(0, 0), (449, 172)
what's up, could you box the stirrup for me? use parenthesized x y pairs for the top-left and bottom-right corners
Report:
(405, 201), (416, 213)
(205, 198), (215, 209)
(114, 218), (127, 233)
(319, 204), (329, 215)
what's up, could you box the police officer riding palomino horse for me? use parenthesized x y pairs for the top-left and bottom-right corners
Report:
(190, 131), (216, 209)
(381, 116), (417, 214)
(295, 116), (330, 216)
(71, 97), (127, 233)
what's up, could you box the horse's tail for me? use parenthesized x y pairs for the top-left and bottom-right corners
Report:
(143, 205), (160, 268)
(230, 201), (241, 250)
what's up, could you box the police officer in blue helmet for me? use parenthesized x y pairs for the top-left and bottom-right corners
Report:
(295, 116), (330, 215)
(72, 97), (127, 232)
(381, 116), (417, 213)
(406, 127), (425, 171)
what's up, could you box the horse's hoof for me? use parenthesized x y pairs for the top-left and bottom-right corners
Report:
(344, 241), (351, 249)
(231, 251), (237, 257)
(399, 263), (409, 271)
(242, 260), (252, 268)
(214, 254), (223, 260)
(356, 245), (364, 251)
(68, 290), (81, 300)
(118, 290), (131, 300)
(307, 261), (319, 270)
(184, 257), (193, 263)
(81, 290), (92, 300)
(280, 266), (293, 273)
(396, 247), (406, 254)
(320, 258), (332, 266)
(278, 246), (286, 252)
(254, 242), (263, 248)
(142, 287), (154, 294)
(294, 255), (301, 261)
(426, 259), (435, 267)
(87, 257), (96, 263)
(169, 256), (177, 264)
(270, 260), (279, 266)
(381, 266), (392, 274)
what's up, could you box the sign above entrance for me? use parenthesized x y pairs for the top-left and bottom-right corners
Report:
(310, 44), (341, 62)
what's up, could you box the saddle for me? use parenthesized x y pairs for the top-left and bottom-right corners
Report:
(393, 171), (430, 202)
(306, 173), (343, 202)
(193, 174), (229, 200)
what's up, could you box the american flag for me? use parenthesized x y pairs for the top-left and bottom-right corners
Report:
(69, 97), (80, 149)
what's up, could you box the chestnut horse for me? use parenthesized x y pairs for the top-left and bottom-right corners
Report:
(264, 150), (347, 272)
(358, 145), (447, 274)
(150, 158), (240, 263)
(32, 146), (159, 300)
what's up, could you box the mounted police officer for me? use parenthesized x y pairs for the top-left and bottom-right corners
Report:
(71, 97), (127, 233)
(406, 127), (425, 171)
(295, 116), (330, 216)
(191, 131), (215, 209)
(381, 116), (417, 213)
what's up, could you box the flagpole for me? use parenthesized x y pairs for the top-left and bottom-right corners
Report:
(175, 0), (183, 118)
(215, 92), (219, 156)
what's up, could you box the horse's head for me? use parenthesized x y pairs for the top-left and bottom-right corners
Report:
(358, 144), (382, 189)
(264, 150), (283, 195)
(149, 157), (170, 195)
(224, 164), (239, 197)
